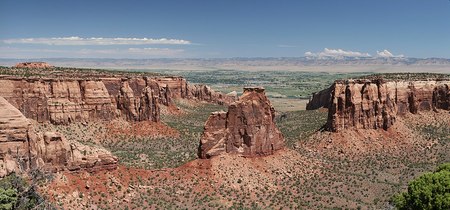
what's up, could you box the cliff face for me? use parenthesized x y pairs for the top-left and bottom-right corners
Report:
(0, 97), (117, 177)
(0, 76), (235, 125)
(0, 77), (162, 124)
(198, 87), (285, 158)
(188, 84), (237, 105)
(307, 79), (450, 132)
(155, 77), (237, 105)
(0, 96), (39, 177)
(306, 87), (332, 110)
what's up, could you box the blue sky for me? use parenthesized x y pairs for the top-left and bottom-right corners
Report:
(1, 0), (449, 58)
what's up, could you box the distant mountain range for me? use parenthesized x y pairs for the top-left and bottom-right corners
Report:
(1, 57), (449, 73)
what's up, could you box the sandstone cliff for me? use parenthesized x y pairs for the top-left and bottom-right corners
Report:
(198, 87), (284, 158)
(188, 84), (236, 105)
(306, 87), (332, 110)
(307, 79), (450, 132)
(0, 75), (235, 125)
(0, 96), (117, 177)
(155, 76), (237, 105)
(0, 76), (162, 124)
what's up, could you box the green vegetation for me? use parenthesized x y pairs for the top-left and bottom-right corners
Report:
(0, 66), (163, 78)
(0, 172), (53, 210)
(276, 109), (327, 148)
(392, 163), (450, 210)
(418, 123), (450, 143)
(106, 101), (226, 169)
(147, 69), (371, 98)
(0, 188), (17, 210)
(359, 72), (450, 81)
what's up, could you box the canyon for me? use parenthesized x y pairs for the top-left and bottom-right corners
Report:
(1, 65), (449, 209)
(307, 78), (450, 131)
(0, 66), (236, 177)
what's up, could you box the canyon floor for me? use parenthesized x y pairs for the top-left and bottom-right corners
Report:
(37, 100), (449, 209)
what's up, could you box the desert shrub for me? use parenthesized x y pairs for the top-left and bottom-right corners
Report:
(392, 163), (450, 210)
(0, 172), (55, 210)
(0, 188), (18, 210)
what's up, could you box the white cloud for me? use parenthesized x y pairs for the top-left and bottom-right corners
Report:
(376, 49), (404, 58)
(2, 37), (191, 45)
(305, 48), (371, 59)
(0, 47), (185, 58)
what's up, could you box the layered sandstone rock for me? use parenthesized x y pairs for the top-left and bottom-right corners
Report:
(0, 97), (39, 177)
(306, 87), (332, 110)
(0, 97), (117, 177)
(14, 62), (52, 68)
(0, 75), (234, 125)
(188, 84), (237, 105)
(199, 87), (284, 158)
(38, 132), (118, 172)
(155, 77), (189, 98)
(0, 77), (164, 124)
(155, 77), (237, 105)
(307, 79), (450, 132)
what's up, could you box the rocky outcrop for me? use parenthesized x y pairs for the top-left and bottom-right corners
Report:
(0, 77), (166, 124)
(0, 97), (117, 177)
(188, 84), (237, 105)
(198, 87), (285, 158)
(14, 62), (52, 68)
(306, 87), (332, 110)
(38, 132), (117, 172)
(155, 77), (189, 99)
(155, 77), (237, 105)
(0, 97), (39, 177)
(0, 75), (235, 125)
(307, 79), (450, 132)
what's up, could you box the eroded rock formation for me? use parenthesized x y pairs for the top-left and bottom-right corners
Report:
(306, 87), (332, 110)
(0, 75), (235, 125)
(0, 97), (117, 177)
(155, 77), (237, 105)
(0, 77), (162, 124)
(0, 96), (39, 177)
(14, 62), (52, 68)
(307, 79), (450, 132)
(188, 84), (237, 105)
(199, 87), (285, 158)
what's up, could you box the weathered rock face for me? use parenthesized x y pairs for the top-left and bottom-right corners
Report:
(306, 87), (332, 110)
(0, 76), (235, 125)
(0, 97), (39, 177)
(0, 77), (165, 124)
(188, 84), (237, 105)
(155, 77), (189, 99)
(14, 62), (52, 68)
(307, 79), (450, 132)
(0, 97), (117, 177)
(155, 77), (237, 105)
(199, 87), (285, 158)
